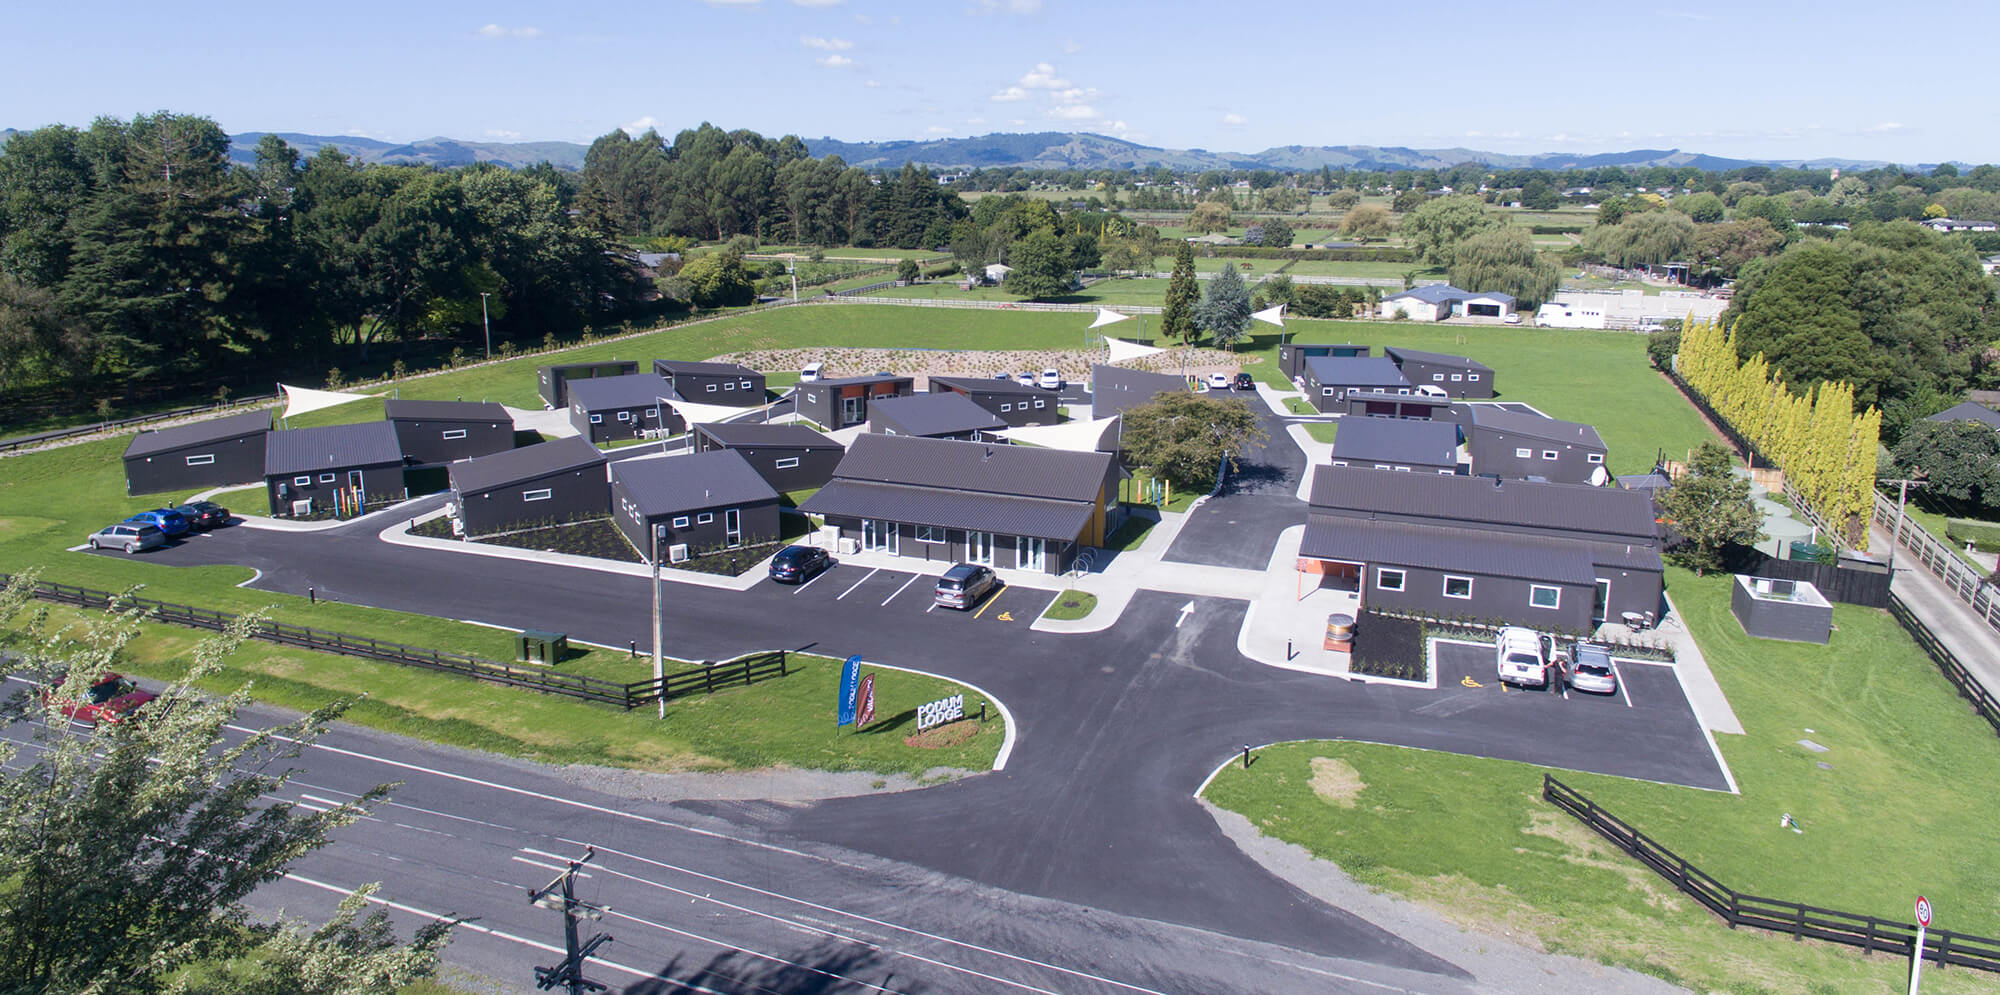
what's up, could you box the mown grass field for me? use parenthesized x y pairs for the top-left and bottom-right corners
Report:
(876, 278), (1174, 307)
(1204, 566), (2000, 993)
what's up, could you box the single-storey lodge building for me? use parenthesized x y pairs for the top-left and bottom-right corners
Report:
(1089, 364), (1188, 420)
(566, 373), (681, 444)
(385, 399), (513, 466)
(690, 422), (842, 493)
(538, 360), (639, 410)
(122, 408), (272, 496)
(1278, 343), (1369, 380)
(927, 376), (1059, 427)
(264, 422), (406, 517)
(1342, 389), (1454, 421)
(867, 392), (1009, 442)
(1386, 347), (1496, 399)
(1303, 356), (1412, 413)
(1462, 406), (1607, 484)
(610, 450), (781, 560)
(447, 435), (609, 537)
(1328, 418), (1462, 475)
(796, 374), (915, 430)
(653, 360), (766, 407)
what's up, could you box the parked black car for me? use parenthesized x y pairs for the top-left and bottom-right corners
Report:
(171, 501), (231, 530)
(1232, 372), (1256, 391)
(768, 545), (831, 584)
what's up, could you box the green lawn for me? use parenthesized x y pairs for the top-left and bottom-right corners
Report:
(1205, 567), (2000, 992)
(1103, 513), (1156, 553)
(1892, 494), (1994, 572)
(1122, 470), (1200, 512)
(1041, 590), (1098, 621)
(873, 278), (1173, 308)
(1302, 421), (1338, 444)
(1279, 260), (1440, 280)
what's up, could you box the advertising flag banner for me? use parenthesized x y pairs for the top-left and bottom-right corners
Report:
(837, 655), (861, 727)
(857, 674), (876, 727)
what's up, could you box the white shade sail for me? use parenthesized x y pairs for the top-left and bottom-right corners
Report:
(667, 397), (767, 426)
(991, 416), (1121, 453)
(1087, 308), (1133, 330)
(1251, 303), (1287, 327)
(1104, 336), (1166, 365)
(280, 384), (379, 420)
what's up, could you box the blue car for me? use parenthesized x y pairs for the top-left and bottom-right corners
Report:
(125, 508), (192, 538)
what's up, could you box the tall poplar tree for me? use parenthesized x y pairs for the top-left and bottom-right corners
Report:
(1161, 241), (1199, 344)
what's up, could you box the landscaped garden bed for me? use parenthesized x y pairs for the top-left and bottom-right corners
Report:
(1348, 611), (1427, 682)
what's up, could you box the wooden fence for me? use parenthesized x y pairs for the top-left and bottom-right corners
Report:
(1872, 490), (2000, 633)
(0, 394), (281, 455)
(1543, 775), (2000, 972)
(1, 573), (788, 710)
(1887, 595), (2000, 739)
(1750, 556), (1891, 608)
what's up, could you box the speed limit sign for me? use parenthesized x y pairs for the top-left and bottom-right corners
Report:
(1916, 896), (1932, 927)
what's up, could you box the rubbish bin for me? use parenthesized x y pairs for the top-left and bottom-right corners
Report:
(1324, 613), (1355, 652)
(516, 629), (568, 665)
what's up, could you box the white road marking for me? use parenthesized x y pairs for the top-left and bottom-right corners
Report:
(596, 904), (915, 995)
(509, 855), (592, 877)
(882, 572), (918, 606)
(793, 565), (831, 595)
(837, 568), (880, 600)
(1614, 663), (1634, 707)
(1175, 601), (1195, 628)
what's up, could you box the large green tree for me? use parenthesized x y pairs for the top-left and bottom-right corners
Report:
(1161, 241), (1200, 343)
(1891, 419), (2000, 508)
(1446, 228), (1560, 307)
(1582, 210), (1696, 269)
(1003, 229), (1073, 299)
(1659, 443), (1765, 575)
(1194, 263), (1253, 349)
(1338, 203), (1394, 242)
(1119, 391), (1269, 493)
(1400, 195), (1500, 266)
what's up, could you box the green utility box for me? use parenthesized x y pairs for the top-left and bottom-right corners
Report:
(516, 629), (568, 665)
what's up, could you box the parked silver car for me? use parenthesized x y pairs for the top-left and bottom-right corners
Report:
(88, 522), (166, 554)
(1568, 642), (1619, 695)
(934, 563), (998, 610)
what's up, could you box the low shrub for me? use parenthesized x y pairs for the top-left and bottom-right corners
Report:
(1945, 517), (2000, 552)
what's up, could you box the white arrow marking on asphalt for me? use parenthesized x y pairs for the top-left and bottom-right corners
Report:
(1176, 601), (1195, 628)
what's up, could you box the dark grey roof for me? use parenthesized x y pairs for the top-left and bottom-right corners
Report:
(610, 450), (778, 517)
(1385, 347), (1496, 374)
(1382, 284), (1469, 305)
(1291, 343), (1368, 354)
(1927, 401), (2000, 431)
(1617, 473), (1674, 492)
(1090, 364), (1188, 418)
(1329, 418), (1460, 467)
(1304, 356), (1409, 388)
(264, 422), (404, 476)
(693, 422), (838, 449)
(802, 480), (1094, 540)
(869, 393), (1007, 437)
(1345, 389), (1452, 407)
(564, 373), (673, 410)
(1309, 464), (1656, 541)
(656, 359), (760, 377)
(448, 436), (605, 495)
(124, 408), (272, 459)
(814, 373), (914, 388)
(539, 360), (637, 376)
(1464, 290), (1516, 303)
(827, 433), (1114, 502)
(1469, 406), (1604, 448)
(1301, 514), (1598, 585)
(930, 375), (1048, 397)
(384, 399), (510, 424)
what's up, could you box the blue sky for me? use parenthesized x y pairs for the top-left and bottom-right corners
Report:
(7, 1), (1994, 164)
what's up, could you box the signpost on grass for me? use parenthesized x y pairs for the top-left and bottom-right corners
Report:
(1910, 895), (1932, 995)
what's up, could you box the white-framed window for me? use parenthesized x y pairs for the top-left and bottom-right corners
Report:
(318, 473), (336, 483)
(1373, 463), (1391, 469)
(706, 383), (718, 393)
(1376, 568), (1406, 592)
(1438, 468), (1456, 475)
(913, 525), (944, 543)
(1450, 373), (1463, 382)
(1397, 387), (1410, 395)
(774, 456), (800, 469)
(672, 515), (690, 528)
(589, 414), (603, 424)
(616, 411), (632, 422)
(185, 453), (216, 466)
(1530, 585), (1561, 609)
(1431, 373), (1445, 381)
(1000, 403), (1013, 412)
(697, 512), (714, 524)
(739, 380), (754, 390)
(441, 429), (468, 440)
(723, 382), (736, 391)
(523, 488), (552, 502)
(1542, 450), (1559, 460)
(293, 475), (312, 486)
(1467, 374), (1482, 382)
(1514, 447), (1532, 458)
(1394, 466), (1411, 472)
(646, 407), (659, 419)
(1330, 460), (1348, 466)
(1034, 399), (1046, 408)
(1322, 387), (1335, 396)
(1443, 575), (1473, 599)
(1586, 453), (1605, 464)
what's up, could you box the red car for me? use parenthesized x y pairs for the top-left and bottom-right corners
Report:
(45, 672), (157, 724)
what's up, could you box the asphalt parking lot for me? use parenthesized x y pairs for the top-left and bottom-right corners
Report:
(764, 560), (1059, 629)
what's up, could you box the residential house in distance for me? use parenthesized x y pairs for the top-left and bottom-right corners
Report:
(1462, 406), (1608, 484)
(384, 399), (513, 465)
(867, 392), (1009, 442)
(1302, 356), (1411, 413)
(447, 435), (609, 537)
(1277, 343), (1368, 380)
(538, 360), (639, 410)
(1299, 466), (1663, 630)
(1328, 418), (1462, 475)
(1378, 285), (1516, 322)
(1342, 389), (1454, 421)
(654, 360), (766, 407)
(566, 373), (679, 444)
(1089, 364), (1188, 420)
(927, 376), (1060, 426)
(1921, 218), (1998, 233)
(263, 422), (406, 516)
(690, 422), (842, 493)
(1925, 400), (2000, 431)
(795, 373), (915, 430)
(800, 434), (1121, 575)
(122, 408), (272, 496)
(1386, 347), (1496, 399)
(610, 450), (781, 561)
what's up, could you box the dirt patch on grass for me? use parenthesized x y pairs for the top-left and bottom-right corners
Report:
(904, 720), (981, 749)
(1308, 756), (1366, 807)
(1520, 811), (1683, 910)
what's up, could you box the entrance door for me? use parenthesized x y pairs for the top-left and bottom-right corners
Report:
(862, 519), (898, 553)
(1593, 579), (1611, 624)
(347, 469), (364, 491)
(967, 531), (995, 566)
(1016, 536), (1045, 571)
(841, 394), (866, 426)
(725, 508), (741, 547)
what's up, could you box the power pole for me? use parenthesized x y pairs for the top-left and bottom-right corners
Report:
(1882, 478), (1926, 572)
(479, 292), (492, 359)
(652, 524), (666, 719)
(528, 846), (612, 994)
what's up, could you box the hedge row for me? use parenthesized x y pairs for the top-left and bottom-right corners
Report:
(1946, 518), (2000, 553)
(1201, 245), (1417, 263)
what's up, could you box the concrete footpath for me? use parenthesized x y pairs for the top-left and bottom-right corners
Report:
(1872, 522), (2000, 695)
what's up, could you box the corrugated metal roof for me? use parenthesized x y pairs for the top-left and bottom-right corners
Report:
(831, 433), (1113, 502)
(448, 436), (605, 495)
(930, 375), (1048, 397)
(800, 480), (1094, 540)
(384, 399), (510, 423)
(610, 449), (778, 517)
(564, 373), (674, 410)
(1304, 356), (1409, 388)
(1301, 514), (1598, 585)
(1469, 406), (1604, 448)
(814, 374), (914, 388)
(263, 422), (404, 476)
(124, 408), (272, 459)
(1928, 401), (2000, 431)
(1309, 464), (1656, 541)
(1382, 284), (1469, 305)
(868, 393), (1006, 437)
(694, 422), (837, 449)
(655, 360), (760, 377)
(1090, 364), (1188, 418)
(1330, 418), (1460, 467)
(1385, 347), (1496, 374)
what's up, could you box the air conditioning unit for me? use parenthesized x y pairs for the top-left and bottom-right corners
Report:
(668, 543), (690, 563)
(291, 499), (313, 516)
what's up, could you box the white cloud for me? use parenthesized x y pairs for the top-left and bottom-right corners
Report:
(1010, 118), (1027, 126)
(864, 79), (882, 88)
(1221, 112), (1247, 127)
(989, 86), (1029, 102)
(967, 116), (987, 126)
(476, 23), (544, 38)
(702, 0), (762, 6)
(853, 12), (872, 23)
(974, 0), (1042, 12)
(928, 125), (953, 134)
(1019, 62), (1070, 90)
(817, 54), (859, 69)
(800, 35), (853, 49)
(1049, 104), (1099, 121)
(485, 129), (522, 139)
(1055, 87), (1099, 103)
(791, 0), (844, 6)
(622, 116), (664, 136)
(1866, 122), (1906, 133)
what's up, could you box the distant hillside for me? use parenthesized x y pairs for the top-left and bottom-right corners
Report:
(227, 132), (589, 171)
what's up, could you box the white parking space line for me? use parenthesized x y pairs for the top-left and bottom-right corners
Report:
(1614, 663), (1634, 707)
(882, 572), (919, 606)
(925, 600), (938, 613)
(792, 566), (831, 595)
(836, 568), (880, 600)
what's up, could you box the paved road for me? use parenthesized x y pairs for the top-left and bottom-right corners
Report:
(1164, 402), (1310, 570)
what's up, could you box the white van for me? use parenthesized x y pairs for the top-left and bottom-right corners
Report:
(799, 362), (823, 383)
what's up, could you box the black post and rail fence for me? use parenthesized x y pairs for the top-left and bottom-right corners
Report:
(1, 572), (786, 710)
(1542, 775), (2000, 973)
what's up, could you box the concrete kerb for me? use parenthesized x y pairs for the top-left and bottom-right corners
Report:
(235, 493), (447, 534)
(376, 512), (770, 592)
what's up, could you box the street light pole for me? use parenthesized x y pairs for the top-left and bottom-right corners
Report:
(479, 292), (492, 360)
(651, 524), (665, 720)
(1884, 478), (1925, 572)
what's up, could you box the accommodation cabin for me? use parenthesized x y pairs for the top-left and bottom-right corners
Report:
(653, 360), (766, 407)
(609, 450), (781, 560)
(1385, 347), (1495, 399)
(1089, 364), (1189, 420)
(447, 435), (609, 537)
(690, 422), (842, 492)
(263, 422), (405, 516)
(566, 374), (680, 444)
(928, 376), (1059, 426)
(538, 361), (639, 410)
(1462, 406), (1607, 484)
(867, 392), (1009, 442)
(1328, 418), (1462, 475)
(122, 409), (271, 496)
(1303, 356), (1411, 413)
(385, 399), (513, 465)
(795, 374), (915, 430)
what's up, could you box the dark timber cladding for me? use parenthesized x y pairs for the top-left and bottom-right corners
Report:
(1277, 343), (1369, 380)
(1302, 356), (1410, 413)
(1328, 417), (1461, 475)
(538, 360), (639, 409)
(799, 434), (1121, 575)
(795, 374), (915, 429)
(448, 435), (609, 537)
(610, 449), (781, 557)
(1089, 364), (1188, 420)
(263, 422), (406, 517)
(1385, 347), (1496, 399)
(654, 360), (766, 407)
(122, 408), (272, 496)
(1462, 405), (1607, 484)
(1342, 390), (1453, 421)
(690, 422), (842, 492)
(927, 376), (1059, 426)
(565, 373), (681, 444)
(1303, 465), (1663, 628)
(384, 399), (513, 465)
(867, 392), (1007, 442)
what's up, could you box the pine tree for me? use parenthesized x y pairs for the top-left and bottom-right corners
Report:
(1161, 241), (1200, 344)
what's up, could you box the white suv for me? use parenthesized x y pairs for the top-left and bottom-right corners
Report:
(1494, 626), (1550, 689)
